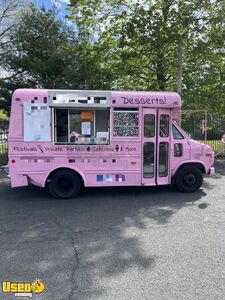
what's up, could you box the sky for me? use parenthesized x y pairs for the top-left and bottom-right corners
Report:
(35, 0), (70, 17)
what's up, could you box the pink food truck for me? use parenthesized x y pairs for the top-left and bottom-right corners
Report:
(7, 89), (215, 198)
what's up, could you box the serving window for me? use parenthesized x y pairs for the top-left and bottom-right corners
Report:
(54, 108), (110, 144)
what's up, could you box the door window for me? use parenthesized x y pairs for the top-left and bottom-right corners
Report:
(144, 114), (155, 137)
(143, 142), (155, 178)
(160, 115), (169, 137)
(159, 142), (169, 177)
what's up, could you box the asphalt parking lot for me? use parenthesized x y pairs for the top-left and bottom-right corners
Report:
(0, 160), (225, 300)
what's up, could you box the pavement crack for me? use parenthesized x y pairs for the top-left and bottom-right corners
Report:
(68, 235), (80, 300)
(51, 214), (80, 299)
(0, 246), (34, 250)
(3, 237), (69, 245)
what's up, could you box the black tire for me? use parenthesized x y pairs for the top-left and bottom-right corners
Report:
(49, 169), (81, 199)
(175, 166), (203, 193)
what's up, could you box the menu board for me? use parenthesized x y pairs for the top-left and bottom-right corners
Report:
(81, 122), (91, 135)
(24, 103), (51, 141)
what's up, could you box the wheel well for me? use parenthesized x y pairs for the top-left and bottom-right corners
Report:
(46, 168), (84, 187)
(171, 162), (206, 187)
(178, 163), (206, 174)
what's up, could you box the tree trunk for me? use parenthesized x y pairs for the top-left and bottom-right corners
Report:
(177, 42), (183, 96)
(176, 42), (183, 125)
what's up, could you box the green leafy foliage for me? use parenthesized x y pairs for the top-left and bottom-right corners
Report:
(0, 0), (224, 116)
(68, 0), (225, 114)
(2, 4), (78, 87)
(0, 3), (115, 113)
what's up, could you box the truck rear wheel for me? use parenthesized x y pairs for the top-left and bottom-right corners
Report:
(175, 166), (203, 193)
(49, 169), (81, 199)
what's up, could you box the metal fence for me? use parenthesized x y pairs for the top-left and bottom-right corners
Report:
(181, 111), (225, 158)
(0, 119), (8, 165)
(0, 112), (225, 165)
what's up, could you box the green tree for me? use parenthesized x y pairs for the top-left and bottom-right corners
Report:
(0, 4), (75, 113)
(2, 4), (78, 87)
(0, 3), (115, 113)
(0, 0), (29, 113)
(182, 1), (225, 114)
(69, 0), (225, 113)
(0, 0), (28, 59)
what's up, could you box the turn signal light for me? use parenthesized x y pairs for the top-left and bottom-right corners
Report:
(205, 153), (212, 157)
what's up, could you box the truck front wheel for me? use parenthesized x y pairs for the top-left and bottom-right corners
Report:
(49, 169), (81, 199)
(175, 166), (203, 193)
